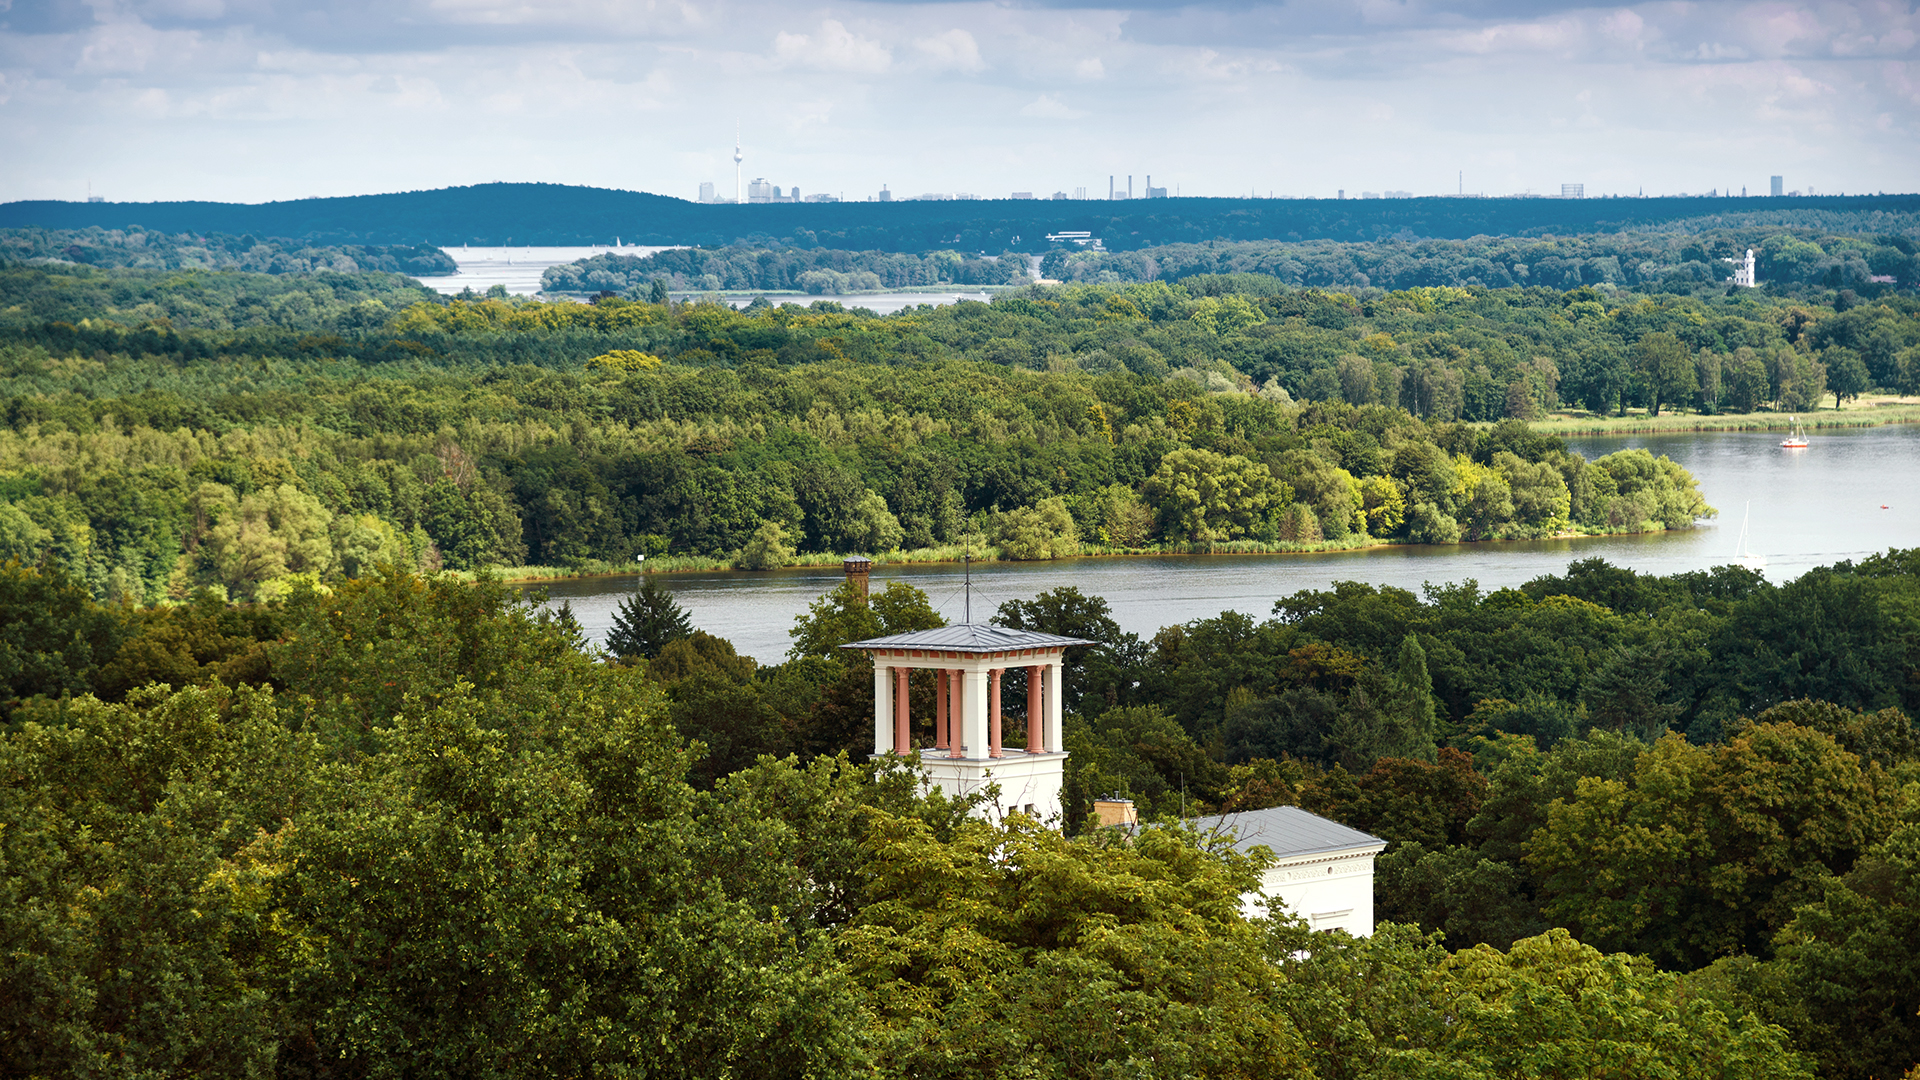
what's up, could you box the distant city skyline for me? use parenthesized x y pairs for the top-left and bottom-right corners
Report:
(3, 2), (1913, 205)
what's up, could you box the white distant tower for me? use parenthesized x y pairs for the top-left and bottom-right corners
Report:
(733, 124), (744, 205)
(1733, 248), (1758, 288)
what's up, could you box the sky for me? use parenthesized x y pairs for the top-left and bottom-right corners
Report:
(1, 0), (1915, 206)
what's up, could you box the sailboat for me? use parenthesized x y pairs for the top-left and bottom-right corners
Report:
(1780, 416), (1809, 449)
(1733, 502), (1766, 571)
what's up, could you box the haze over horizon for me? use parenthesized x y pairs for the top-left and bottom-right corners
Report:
(3, 0), (1915, 209)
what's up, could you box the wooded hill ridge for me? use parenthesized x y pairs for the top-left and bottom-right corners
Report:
(5, 180), (1916, 250)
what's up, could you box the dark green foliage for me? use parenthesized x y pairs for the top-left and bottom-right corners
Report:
(1, 226), (456, 276)
(1303, 748), (1488, 851)
(0, 561), (124, 722)
(1755, 823), (1920, 1079)
(993, 586), (1124, 713)
(1374, 842), (1546, 949)
(605, 576), (695, 660)
(0, 553), (1907, 1078)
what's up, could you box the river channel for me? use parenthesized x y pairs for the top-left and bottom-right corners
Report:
(525, 424), (1920, 664)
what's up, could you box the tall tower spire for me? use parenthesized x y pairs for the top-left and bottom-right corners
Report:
(733, 123), (744, 205)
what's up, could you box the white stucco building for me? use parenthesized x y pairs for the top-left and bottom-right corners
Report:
(1732, 248), (1758, 287)
(842, 622), (1093, 822)
(1193, 806), (1387, 936)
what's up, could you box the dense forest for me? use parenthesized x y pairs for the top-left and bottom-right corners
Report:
(1, 258), (1812, 601)
(5, 179), (1916, 250)
(4, 213), (1920, 1078)
(1039, 227), (1917, 293)
(8, 253), (1920, 602)
(555, 221), (1916, 296)
(541, 245), (1033, 295)
(1, 226), (456, 277)
(4, 548), (1917, 1077)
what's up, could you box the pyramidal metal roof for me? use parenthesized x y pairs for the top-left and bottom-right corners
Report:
(840, 623), (1097, 653)
(1191, 805), (1386, 859)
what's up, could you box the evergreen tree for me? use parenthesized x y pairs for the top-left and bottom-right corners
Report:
(606, 577), (694, 660)
(1383, 634), (1440, 760)
(1583, 643), (1680, 739)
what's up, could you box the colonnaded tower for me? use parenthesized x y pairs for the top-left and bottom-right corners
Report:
(840, 560), (1090, 821)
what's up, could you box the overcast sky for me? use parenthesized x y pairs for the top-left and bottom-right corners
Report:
(2, 0), (1914, 206)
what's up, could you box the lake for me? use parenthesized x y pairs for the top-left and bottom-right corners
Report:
(525, 424), (1920, 664)
(412, 245), (680, 297)
(411, 245), (1010, 314)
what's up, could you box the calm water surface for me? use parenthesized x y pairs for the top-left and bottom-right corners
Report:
(412, 245), (1003, 314)
(527, 424), (1920, 663)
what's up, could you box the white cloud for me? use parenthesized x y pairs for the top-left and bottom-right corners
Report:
(915, 28), (982, 73)
(0, 0), (1914, 205)
(1019, 93), (1082, 119)
(774, 19), (891, 75)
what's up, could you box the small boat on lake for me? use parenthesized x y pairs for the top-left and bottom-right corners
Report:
(1781, 417), (1809, 449)
(1734, 502), (1766, 571)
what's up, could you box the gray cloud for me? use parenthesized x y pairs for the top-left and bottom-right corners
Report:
(2, 0), (1913, 205)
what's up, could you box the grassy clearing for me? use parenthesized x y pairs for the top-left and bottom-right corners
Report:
(1528, 396), (1920, 436)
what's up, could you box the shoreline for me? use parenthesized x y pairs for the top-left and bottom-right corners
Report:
(496, 524), (1703, 586)
(1528, 397), (1920, 435)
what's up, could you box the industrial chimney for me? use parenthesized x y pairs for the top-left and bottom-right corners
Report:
(843, 556), (873, 600)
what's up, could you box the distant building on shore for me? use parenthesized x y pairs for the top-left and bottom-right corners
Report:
(1731, 248), (1758, 287)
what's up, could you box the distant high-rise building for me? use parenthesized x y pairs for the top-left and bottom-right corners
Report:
(698, 181), (715, 203)
(1011, 192), (1035, 200)
(878, 185), (892, 202)
(1771, 175), (1784, 197)
(748, 178), (773, 203)
(1338, 189), (1344, 199)
(1050, 191), (1069, 200)
(1562, 183), (1584, 198)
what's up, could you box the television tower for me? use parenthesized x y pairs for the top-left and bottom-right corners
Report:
(733, 123), (744, 205)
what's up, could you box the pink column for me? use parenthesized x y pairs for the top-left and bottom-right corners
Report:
(894, 666), (911, 754)
(935, 669), (950, 749)
(989, 668), (1004, 758)
(1027, 665), (1044, 752)
(950, 669), (966, 760)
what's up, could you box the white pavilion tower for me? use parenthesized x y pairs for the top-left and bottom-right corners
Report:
(842, 623), (1093, 822)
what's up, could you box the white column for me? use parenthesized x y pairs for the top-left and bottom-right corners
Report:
(961, 666), (990, 760)
(873, 660), (894, 755)
(1044, 657), (1065, 753)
